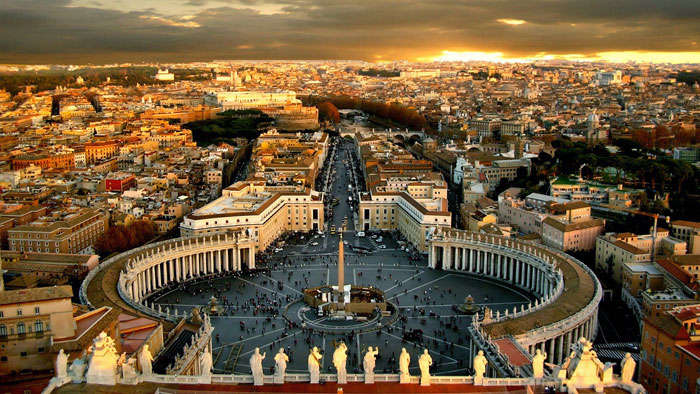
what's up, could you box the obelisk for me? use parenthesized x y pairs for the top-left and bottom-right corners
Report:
(337, 232), (345, 306)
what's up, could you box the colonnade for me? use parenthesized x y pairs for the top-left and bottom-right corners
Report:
(118, 231), (256, 308)
(428, 228), (602, 367)
(429, 243), (556, 299)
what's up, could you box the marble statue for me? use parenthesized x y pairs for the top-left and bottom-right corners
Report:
(249, 347), (266, 386)
(620, 353), (636, 383)
(200, 349), (213, 377)
(274, 348), (289, 384)
(68, 357), (87, 383)
(120, 355), (138, 383)
(532, 349), (547, 379)
(55, 349), (69, 380)
(363, 346), (379, 384)
(473, 350), (488, 383)
(138, 344), (154, 376)
(86, 332), (119, 385)
(418, 349), (432, 386)
(399, 347), (411, 384)
(333, 342), (348, 384)
(308, 346), (323, 384)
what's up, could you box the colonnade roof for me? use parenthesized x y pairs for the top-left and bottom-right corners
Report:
(482, 249), (596, 338)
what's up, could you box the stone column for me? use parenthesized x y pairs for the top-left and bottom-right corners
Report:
(224, 248), (230, 271)
(548, 339), (555, 364)
(469, 249), (475, 272)
(557, 335), (564, 365)
(442, 246), (449, 270)
(249, 246), (255, 269)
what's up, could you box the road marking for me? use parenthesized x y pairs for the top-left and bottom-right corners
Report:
(259, 273), (303, 296)
(383, 270), (426, 294)
(213, 327), (286, 351)
(387, 274), (454, 300)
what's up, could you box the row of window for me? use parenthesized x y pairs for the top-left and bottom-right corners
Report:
(0, 320), (45, 336)
(0, 307), (40, 317)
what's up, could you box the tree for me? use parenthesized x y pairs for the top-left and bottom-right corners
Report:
(317, 102), (340, 124)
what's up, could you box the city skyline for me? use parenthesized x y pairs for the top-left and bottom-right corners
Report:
(1, 0), (699, 64)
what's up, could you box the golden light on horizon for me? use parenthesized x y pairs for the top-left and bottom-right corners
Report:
(423, 50), (700, 64)
(497, 18), (527, 25)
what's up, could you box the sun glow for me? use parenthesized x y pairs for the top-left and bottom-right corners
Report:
(425, 50), (700, 64)
(497, 18), (526, 25)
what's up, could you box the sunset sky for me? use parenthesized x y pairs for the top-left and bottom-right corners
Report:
(1, 0), (699, 64)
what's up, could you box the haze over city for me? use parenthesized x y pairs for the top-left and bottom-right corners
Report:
(1, 1), (700, 394)
(1, 0), (699, 64)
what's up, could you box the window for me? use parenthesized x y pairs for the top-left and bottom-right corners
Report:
(0, 325), (6, 337)
(34, 321), (43, 333)
(16, 309), (22, 316)
(17, 322), (25, 335)
(34, 307), (40, 315)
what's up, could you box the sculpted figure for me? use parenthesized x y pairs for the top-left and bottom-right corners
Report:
(249, 347), (266, 386)
(418, 349), (432, 386)
(532, 349), (547, 379)
(200, 349), (213, 377)
(333, 342), (348, 384)
(55, 349), (69, 380)
(274, 348), (289, 384)
(138, 345), (154, 376)
(363, 346), (379, 383)
(620, 353), (636, 383)
(308, 346), (323, 384)
(399, 347), (411, 383)
(473, 350), (488, 382)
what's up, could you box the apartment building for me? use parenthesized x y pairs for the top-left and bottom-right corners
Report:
(8, 208), (108, 254)
(671, 220), (700, 254)
(640, 305), (700, 394)
(0, 286), (75, 375)
(596, 233), (652, 284)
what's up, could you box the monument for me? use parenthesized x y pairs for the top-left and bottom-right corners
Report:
(620, 353), (636, 384)
(399, 348), (411, 384)
(249, 347), (266, 386)
(274, 348), (289, 384)
(302, 229), (387, 319)
(138, 344), (154, 376)
(200, 349), (213, 377)
(532, 349), (547, 379)
(418, 349), (432, 386)
(473, 350), (488, 383)
(308, 346), (323, 384)
(55, 349), (69, 382)
(86, 332), (119, 385)
(333, 342), (348, 384)
(363, 346), (379, 384)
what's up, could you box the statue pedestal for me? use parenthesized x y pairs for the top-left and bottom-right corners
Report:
(364, 372), (374, 384)
(253, 375), (264, 386)
(400, 374), (410, 384)
(337, 373), (347, 384)
(274, 373), (284, 384)
(420, 376), (430, 386)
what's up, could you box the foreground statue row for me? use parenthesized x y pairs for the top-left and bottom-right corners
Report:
(48, 333), (643, 393)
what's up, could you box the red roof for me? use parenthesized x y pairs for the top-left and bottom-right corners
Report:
(494, 338), (531, 367)
(657, 258), (697, 290)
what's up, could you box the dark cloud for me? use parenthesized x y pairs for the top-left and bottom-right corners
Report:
(0, 0), (698, 63)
